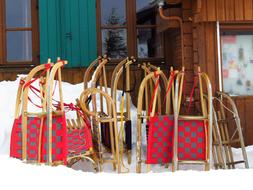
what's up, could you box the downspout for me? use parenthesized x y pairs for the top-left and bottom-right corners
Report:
(158, 1), (184, 67)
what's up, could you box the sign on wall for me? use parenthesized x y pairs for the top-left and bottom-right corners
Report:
(221, 34), (253, 96)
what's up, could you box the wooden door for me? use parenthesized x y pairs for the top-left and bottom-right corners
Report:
(39, 0), (97, 67)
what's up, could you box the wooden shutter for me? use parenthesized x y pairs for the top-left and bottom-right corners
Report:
(39, 0), (97, 67)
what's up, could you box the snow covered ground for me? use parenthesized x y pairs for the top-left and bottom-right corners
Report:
(0, 76), (253, 190)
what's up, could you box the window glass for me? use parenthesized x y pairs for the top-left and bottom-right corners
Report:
(136, 0), (156, 25)
(5, 0), (32, 28)
(137, 28), (163, 58)
(221, 32), (253, 95)
(102, 29), (127, 58)
(101, 0), (126, 26)
(7, 31), (32, 61)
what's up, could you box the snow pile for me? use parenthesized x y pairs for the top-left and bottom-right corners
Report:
(0, 80), (20, 154)
(0, 77), (253, 189)
(0, 155), (252, 190)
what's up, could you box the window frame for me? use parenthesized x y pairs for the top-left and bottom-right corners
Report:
(0, 0), (39, 67)
(219, 23), (253, 97)
(96, 0), (165, 64)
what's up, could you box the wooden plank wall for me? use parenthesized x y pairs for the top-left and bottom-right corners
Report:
(194, 0), (253, 22)
(193, 20), (253, 146)
(193, 22), (218, 93)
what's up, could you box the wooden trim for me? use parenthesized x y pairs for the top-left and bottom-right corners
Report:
(1, 61), (38, 65)
(31, 0), (39, 65)
(220, 23), (253, 30)
(127, 0), (134, 57)
(6, 27), (32, 31)
(131, 0), (137, 57)
(101, 26), (127, 29)
(136, 25), (156, 28)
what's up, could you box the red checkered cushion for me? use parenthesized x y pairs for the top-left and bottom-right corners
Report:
(67, 123), (93, 157)
(147, 115), (174, 164)
(178, 120), (207, 161)
(10, 115), (68, 164)
(146, 116), (207, 164)
(10, 114), (93, 164)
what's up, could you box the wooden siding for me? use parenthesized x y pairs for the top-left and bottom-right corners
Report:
(193, 21), (253, 146)
(194, 0), (253, 22)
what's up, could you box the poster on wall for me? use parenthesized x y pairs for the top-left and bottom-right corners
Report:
(222, 34), (253, 96)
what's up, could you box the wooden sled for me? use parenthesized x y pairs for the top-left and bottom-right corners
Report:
(79, 87), (121, 173)
(111, 57), (135, 165)
(46, 60), (97, 170)
(136, 67), (168, 173)
(173, 67), (213, 171)
(11, 59), (97, 171)
(212, 91), (249, 169)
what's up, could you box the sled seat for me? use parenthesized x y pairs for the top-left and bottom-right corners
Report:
(66, 118), (93, 158)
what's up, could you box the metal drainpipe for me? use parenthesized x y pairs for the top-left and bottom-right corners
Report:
(158, 1), (184, 67)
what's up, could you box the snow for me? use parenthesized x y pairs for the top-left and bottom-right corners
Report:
(0, 154), (252, 190)
(0, 76), (253, 190)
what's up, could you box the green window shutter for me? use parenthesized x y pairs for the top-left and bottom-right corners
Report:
(39, 0), (97, 67)
(39, 0), (61, 64)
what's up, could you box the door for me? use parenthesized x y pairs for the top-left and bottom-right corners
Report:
(39, 0), (97, 67)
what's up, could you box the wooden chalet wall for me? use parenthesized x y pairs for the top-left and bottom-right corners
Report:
(190, 0), (253, 146)
(194, 0), (253, 22)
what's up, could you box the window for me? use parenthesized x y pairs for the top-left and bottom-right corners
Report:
(221, 27), (253, 96)
(0, 0), (39, 66)
(136, 0), (163, 59)
(100, 0), (127, 59)
(97, 0), (164, 61)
